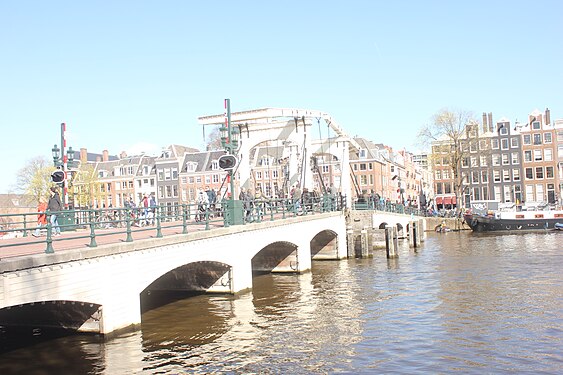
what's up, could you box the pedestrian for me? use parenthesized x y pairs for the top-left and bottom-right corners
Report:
(33, 198), (48, 237)
(47, 186), (62, 236)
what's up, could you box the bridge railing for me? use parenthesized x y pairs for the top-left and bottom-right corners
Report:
(350, 200), (425, 217)
(0, 194), (348, 255)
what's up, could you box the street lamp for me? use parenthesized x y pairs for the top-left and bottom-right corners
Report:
(220, 99), (243, 225)
(51, 123), (74, 208)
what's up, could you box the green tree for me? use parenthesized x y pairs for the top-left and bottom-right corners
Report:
(15, 156), (55, 205)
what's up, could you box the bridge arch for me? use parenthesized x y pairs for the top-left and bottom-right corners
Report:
(0, 300), (102, 333)
(252, 241), (299, 274)
(310, 229), (339, 260)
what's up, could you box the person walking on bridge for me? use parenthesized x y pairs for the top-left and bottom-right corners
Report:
(47, 186), (62, 236)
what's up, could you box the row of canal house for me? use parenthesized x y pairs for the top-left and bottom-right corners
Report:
(432, 108), (563, 209)
(73, 138), (430, 211)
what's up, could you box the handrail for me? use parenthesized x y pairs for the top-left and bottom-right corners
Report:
(0, 194), (349, 255)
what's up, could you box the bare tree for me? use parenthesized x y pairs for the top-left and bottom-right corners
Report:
(205, 126), (223, 151)
(15, 156), (54, 205)
(418, 108), (478, 220)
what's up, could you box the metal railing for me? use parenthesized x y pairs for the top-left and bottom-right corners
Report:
(0, 194), (348, 255)
(350, 199), (425, 217)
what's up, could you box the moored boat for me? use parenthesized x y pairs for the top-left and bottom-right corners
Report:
(464, 209), (563, 232)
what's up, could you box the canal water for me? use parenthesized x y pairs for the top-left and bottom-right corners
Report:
(0, 231), (561, 374)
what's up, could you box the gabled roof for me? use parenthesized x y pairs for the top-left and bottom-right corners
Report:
(181, 150), (226, 173)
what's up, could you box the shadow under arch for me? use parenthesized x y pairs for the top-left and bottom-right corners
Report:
(141, 261), (231, 312)
(252, 241), (298, 275)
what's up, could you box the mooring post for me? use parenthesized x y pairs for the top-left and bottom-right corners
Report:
(360, 227), (369, 258)
(419, 218), (425, 242)
(346, 226), (355, 258)
(385, 225), (398, 258)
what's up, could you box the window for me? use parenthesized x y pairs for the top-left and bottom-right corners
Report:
(480, 155), (488, 166)
(513, 169), (520, 181)
(544, 133), (552, 143)
(502, 154), (509, 165)
(435, 170), (442, 180)
(471, 171), (479, 184)
(532, 121), (541, 130)
(273, 170), (279, 178)
(523, 134), (531, 145)
(472, 187), (481, 200)
(462, 157), (469, 168)
(492, 154), (500, 166)
(205, 176), (211, 184)
(494, 186), (501, 201)
(510, 137), (519, 148)
(503, 185), (512, 202)
(525, 168), (533, 179)
(471, 156), (478, 167)
(172, 168), (178, 180)
(535, 167), (543, 179)
(493, 170), (501, 182)
(444, 182), (452, 194)
(535, 184), (543, 202)
(533, 149), (542, 161)
(164, 168), (171, 180)
(186, 163), (196, 172)
(501, 139), (509, 150)
(503, 170), (510, 182)
(511, 152), (519, 164)
(533, 133), (542, 145)
(470, 142), (477, 152)
(436, 183), (443, 194)
(443, 169), (450, 179)
(359, 163), (367, 171)
(359, 149), (367, 159)
(492, 139), (499, 149)
(525, 185), (534, 202)
(368, 162), (373, 170)
(482, 186), (489, 200)
(544, 149), (553, 161)
(462, 171), (469, 185)
(211, 161), (219, 170)
(546, 166), (554, 178)
(500, 126), (508, 135)
(256, 171), (262, 179)
(212, 174), (220, 183)
(524, 150), (532, 162)
(481, 170), (488, 183)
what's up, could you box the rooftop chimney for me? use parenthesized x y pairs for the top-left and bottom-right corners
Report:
(488, 112), (493, 132)
(545, 108), (551, 125)
(102, 150), (109, 162)
(482, 113), (488, 133)
(80, 148), (88, 162)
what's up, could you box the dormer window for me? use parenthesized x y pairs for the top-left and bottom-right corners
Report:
(211, 160), (219, 170)
(186, 162), (197, 172)
(359, 149), (367, 159)
(532, 121), (540, 130)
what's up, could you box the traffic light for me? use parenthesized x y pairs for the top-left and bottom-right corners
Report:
(51, 169), (65, 183)
(218, 154), (237, 170)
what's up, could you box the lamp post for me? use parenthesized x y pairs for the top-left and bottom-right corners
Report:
(51, 123), (75, 208)
(219, 99), (243, 225)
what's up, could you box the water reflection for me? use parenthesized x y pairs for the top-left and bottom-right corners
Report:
(0, 232), (561, 374)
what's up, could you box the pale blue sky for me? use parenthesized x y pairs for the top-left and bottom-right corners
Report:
(1, 0), (562, 193)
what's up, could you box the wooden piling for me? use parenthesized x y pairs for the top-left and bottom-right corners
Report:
(385, 225), (398, 258)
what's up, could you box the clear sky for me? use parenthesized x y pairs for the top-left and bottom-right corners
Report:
(1, 0), (562, 193)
